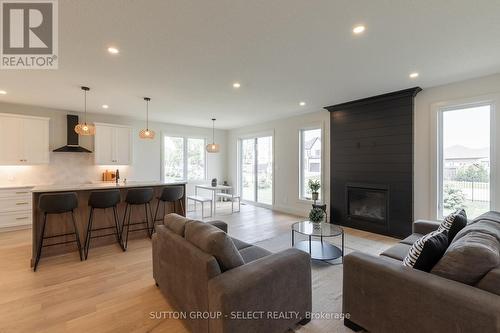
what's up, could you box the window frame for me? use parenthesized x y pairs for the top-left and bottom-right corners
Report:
(298, 125), (324, 202)
(162, 134), (207, 182)
(436, 100), (496, 219)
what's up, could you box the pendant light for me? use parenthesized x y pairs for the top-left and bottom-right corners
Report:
(206, 118), (220, 153)
(74, 86), (95, 136)
(139, 97), (155, 139)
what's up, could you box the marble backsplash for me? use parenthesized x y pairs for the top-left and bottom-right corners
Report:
(0, 153), (130, 187)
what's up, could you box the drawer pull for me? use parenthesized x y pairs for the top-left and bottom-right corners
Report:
(16, 217), (28, 220)
(16, 202), (28, 205)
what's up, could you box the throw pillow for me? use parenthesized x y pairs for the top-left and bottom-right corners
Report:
(438, 209), (467, 244)
(431, 231), (500, 285)
(403, 230), (449, 272)
(185, 220), (245, 271)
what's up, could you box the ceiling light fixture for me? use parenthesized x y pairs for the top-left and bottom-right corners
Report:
(102, 104), (109, 109)
(206, 118), (220, 153)
(74, 86), (95, 136)
(353, 25), (366, 34)
(0, 90), (7, 95)
(139, 97), (155, 139)
(409, 72), (419, 78)
(107, 47), (119, 54)
(233, 82), (241, 88)
(299, 101), (306, 106)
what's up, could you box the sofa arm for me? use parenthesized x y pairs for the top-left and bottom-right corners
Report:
(412, 219), (440, 234)
(207, 220), (228, 233)
(208, 248), (312, 333)
(343, 252), (500, 333)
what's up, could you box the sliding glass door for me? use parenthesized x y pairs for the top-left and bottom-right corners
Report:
(240, 135), (273, 206)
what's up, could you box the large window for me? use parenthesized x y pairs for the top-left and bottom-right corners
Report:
(240, 135), (273, 205)
(300, 128), (322, 200)
(438, 104), (492, 219)
(164, 136), (206, 181)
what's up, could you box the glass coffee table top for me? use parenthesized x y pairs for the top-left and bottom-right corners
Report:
(292, 221), (343, 237)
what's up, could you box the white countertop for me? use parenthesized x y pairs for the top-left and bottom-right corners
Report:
(31, 181), (187, 193)
(0, 185), (34, 190)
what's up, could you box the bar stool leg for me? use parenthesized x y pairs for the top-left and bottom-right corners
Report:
(112, 206), (125, 251)
(122, 203), (131, 250)
(71, 210), (83, 261)
(152, 200), (161, 234)
(84, 207), (95, 260)
(34, 212), (48, 271)
(145, 203), (152, 238)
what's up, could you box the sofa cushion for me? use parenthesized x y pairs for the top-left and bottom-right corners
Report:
(431, 231), (499, 285)
(403, 230), (448, 272)
(399, 233), (423, 245)
(231, 237), (252, 250)
(475, 267), (500, 296)
(438, 209), (468, 244)
(185, 220), (245, 272)
(380, 243), (412, 261)
(164, 213), (193, 236)
(239, 245), (272, 264)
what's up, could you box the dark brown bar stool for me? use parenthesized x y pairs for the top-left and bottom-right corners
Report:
(121, 188), (154, 250)
(84, 190), (124, 259)
(34, 192), (82, 271)
(152, 186), (185, 232)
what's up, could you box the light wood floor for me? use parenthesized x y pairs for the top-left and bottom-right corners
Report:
(0, 203), (397, 333)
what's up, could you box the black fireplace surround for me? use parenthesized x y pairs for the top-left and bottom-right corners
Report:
(325, 88), (421, 238)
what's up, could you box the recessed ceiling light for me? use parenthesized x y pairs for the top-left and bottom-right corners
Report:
(107, 47), (119, 54)
(233, 82), (241, 88)
(353, 25), (366, 34)
(102, 104), (109, 109)
(409, 72), (419, 78)
(299, 101), (306, 106)
(0, 90), (6, 95)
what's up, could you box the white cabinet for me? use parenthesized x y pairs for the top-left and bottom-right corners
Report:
(0, 187), (32, 231)
(0, 113), (49, 165)
(94, 123), (132, 165)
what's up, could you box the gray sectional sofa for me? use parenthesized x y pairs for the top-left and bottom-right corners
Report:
(343, 212), (500, 333)
(152, 214), (312, 333)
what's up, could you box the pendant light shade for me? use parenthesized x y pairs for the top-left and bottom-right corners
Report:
(74, 86), (95, 136)
(206, 118), (220, 153)
(139, 97), (155, 139)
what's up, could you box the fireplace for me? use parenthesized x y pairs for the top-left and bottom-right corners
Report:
(346, 184), (388, 226)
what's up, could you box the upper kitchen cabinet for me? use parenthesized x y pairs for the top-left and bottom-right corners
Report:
(0, 113), (50, 165)
(94, 123), (132, 165)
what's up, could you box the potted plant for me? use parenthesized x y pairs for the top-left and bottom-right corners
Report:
(308, 179), (321, 201)
(309, 207), (325, 225)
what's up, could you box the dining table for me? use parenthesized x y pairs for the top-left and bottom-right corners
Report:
(194, 184), (232, 216)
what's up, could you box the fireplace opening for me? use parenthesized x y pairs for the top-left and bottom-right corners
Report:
(346, 184), (388, 224)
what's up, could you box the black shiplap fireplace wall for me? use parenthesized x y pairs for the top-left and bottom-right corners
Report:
(325, 87), (421, 238)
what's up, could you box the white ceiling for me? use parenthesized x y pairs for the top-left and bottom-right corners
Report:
(1, 0), (499, 129)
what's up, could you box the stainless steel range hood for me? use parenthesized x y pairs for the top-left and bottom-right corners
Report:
(53, 115), (92, 153)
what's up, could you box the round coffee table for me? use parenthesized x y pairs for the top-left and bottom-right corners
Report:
(291, 221), (344, 262)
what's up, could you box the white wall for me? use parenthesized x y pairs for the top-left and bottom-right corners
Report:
(227, 111), (330, 216)
(414, 73), (500, 220)
(0, 102), (227, 195)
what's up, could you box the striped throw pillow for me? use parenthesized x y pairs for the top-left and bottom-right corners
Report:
(403, 230), (448, 271)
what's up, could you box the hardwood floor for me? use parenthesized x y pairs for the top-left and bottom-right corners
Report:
(0, 203), (397, 333)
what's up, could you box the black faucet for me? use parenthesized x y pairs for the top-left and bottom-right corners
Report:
(116, 169), (120, 184)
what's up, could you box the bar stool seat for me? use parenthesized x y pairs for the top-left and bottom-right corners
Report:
(84, 190), (124, 259)
(153, 186), (185, 232)
(121, 188), (154, 250)
(34, 192), (82, 271)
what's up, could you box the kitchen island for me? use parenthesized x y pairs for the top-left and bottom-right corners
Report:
(31, 181), (186, 267)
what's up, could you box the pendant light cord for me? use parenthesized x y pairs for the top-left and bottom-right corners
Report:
(84, 89), (87, 125)
(146, 99), (149, 130)
(212, 118), (216, 144)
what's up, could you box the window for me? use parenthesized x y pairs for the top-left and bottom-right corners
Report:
(438, 104), (492, 219)
(300, 128), (322, 200)
(164, 136), (206, 181)
(239, 135), (273, 205)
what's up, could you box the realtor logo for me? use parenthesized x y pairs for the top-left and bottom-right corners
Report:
(1, 0), (58, 69)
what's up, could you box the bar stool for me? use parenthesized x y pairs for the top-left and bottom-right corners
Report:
(152, 186), (185, 232)
(84, 190), (124, 259)
(34, 192), (82, 271)
(121, 188), (154, 250)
